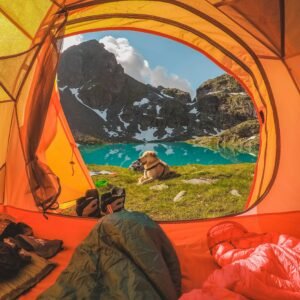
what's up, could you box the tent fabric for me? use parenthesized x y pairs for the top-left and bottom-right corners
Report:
(0, 206), (299, 299)
(0, 0), (300, 298)
(0, 0), (299, 213)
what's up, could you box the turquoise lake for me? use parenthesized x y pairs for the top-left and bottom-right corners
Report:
(79, 142), (257, 167)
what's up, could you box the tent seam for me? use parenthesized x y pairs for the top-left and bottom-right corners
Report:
(0, 82), (16, 102)
(50, 0), (65, 9)
(14, 6), (66, 103)
(206, 0), (280, 57)
(280, 0), (285, 58)
(53, 97), (94, 188)
(281, 59), (300, 96)
(0, 6), (33, 40)
(0, 100), (14, 104)
(0, 44), (41, 60)
(2, 103), (17, 206)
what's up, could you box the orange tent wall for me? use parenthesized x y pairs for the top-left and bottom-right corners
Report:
(255, 57), (300, 214)
(39, 87), (94, 207)
(0, 0), (283, 211)
(0, 0), (299, 225)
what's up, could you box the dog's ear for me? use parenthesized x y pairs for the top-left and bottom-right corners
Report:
(140, 151), (147, 158)
(149, 151), (157, 157)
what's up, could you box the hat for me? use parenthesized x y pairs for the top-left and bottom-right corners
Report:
(100, 187), (126, 213)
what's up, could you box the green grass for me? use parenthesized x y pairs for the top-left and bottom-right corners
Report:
(62, 163), (255, 221)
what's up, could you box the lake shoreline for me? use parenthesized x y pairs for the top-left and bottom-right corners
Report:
(78, 141), (257, 167)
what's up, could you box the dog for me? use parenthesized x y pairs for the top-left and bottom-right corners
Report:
(137, 151), (170, 185)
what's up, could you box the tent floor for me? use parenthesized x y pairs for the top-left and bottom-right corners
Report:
(1, 206), (299, 298)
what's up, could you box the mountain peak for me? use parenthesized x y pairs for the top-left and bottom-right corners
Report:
(57, 42), (258, 144)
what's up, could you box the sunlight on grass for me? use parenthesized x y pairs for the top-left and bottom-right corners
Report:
(61, 163), (255, 221)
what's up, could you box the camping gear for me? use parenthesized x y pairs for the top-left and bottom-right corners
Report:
(76, 188), (100, 218)
(89, 170), (117, 176)
(207, 221), (248, 253)
(129, 159), (144, 172)
(75, 197), (100, 218)
(38, 211), (181, 300)
(0, 219), (19, 240)
(181, 224), (300, 299)
(1, 1), (300, 298)
(0, 219), (33, 241)
(15, 235), (63, 259)
(0, 251), (56, 300)
(100, 186), (126, 214)
(0, 241), (30, 280)
(95, 179), (108, 188)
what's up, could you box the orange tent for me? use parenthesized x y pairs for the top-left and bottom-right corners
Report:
(0, 0), (299, 298)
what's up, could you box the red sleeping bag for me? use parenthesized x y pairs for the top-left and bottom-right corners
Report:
(180, 221), (300, 300)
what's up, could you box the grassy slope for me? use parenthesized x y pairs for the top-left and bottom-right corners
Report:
(63, 163), (255, 221)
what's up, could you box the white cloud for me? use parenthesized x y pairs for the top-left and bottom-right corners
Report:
(61, 34), (84, 52)
(99, 36), (193, 96)
(150, 66), (193, 95)
(99, 36), (149, 83)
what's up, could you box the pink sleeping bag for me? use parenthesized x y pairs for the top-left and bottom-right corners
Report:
(180, 221), (300, 300)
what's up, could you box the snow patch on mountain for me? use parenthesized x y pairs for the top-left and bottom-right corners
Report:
(161, 127), (174, 139)
(206, 91), (222, 95)
(230, 92), (247, 96)
(189, 107), (198, 114)
(103, 127), (119, 137)
(97, 109), (108, 121)
(133, 98), (150, 107)
(133, 125), (159, 141)
(156, 105), (161, 114)
(213, 127), (223, 134)
(59, 85), (68, 91)
(118, 109), (130, 129)
(161, 91), (174, 99)
(70, 88), (108, 121)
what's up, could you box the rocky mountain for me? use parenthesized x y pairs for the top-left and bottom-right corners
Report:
(189, 120), (259, 154)
(57, 40), (259, 145)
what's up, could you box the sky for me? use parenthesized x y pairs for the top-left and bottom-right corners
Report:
(61, 30), (224, 98)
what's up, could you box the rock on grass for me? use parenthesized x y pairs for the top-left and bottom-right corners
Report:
(173, 191), (186, 202)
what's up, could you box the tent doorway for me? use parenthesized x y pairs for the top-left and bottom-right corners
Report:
(55, 31), (259, 221)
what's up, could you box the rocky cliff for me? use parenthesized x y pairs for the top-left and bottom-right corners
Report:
(188, 120), (259, 154)
(57, 40), (259, 145)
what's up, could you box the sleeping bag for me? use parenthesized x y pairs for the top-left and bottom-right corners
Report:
(181, 221), (300, 300)
(38, 210), (181, 300)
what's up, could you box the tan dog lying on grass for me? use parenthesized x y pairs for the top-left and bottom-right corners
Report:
(137, 151), (170, 185)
